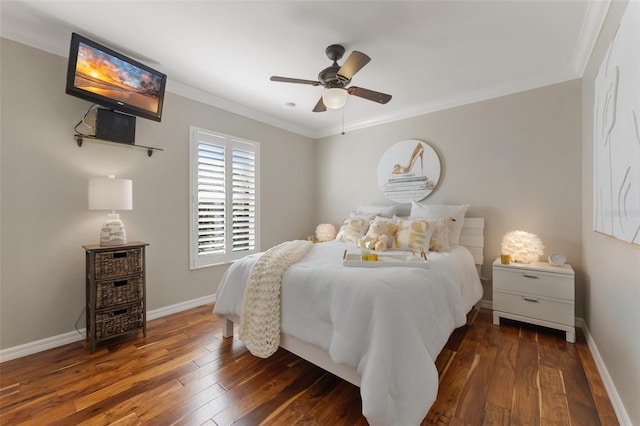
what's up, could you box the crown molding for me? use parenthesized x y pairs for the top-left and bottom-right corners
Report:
(165, 80), (316, 139)
(1, 0), (610, 142)
(312, 70), (581, 139)
(0, 31), (588, 141)
(572, 0), (612, 76)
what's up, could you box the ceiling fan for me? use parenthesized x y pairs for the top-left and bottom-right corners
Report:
(270, 44), (392, 112)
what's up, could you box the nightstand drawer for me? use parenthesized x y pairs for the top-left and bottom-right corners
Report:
(95, 247), (143, 279)
(96, 275), (143, 309)
(493, 268), (573, 300)
(95, 303), (144, 340)
(494, 291), (574, 325)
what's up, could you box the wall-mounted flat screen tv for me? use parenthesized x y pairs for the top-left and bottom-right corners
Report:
(66, 32), (167, 122)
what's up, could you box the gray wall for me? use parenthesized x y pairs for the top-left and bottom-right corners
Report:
(0, 38), (315, 349)
(581, 1), (639, 424)
(314, 80), (583, 309)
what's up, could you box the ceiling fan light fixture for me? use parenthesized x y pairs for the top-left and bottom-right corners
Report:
(322, 88), (348, 109)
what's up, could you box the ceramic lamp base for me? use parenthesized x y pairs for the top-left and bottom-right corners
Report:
(99, 213), (128, 246)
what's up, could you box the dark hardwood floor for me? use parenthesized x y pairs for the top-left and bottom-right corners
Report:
(0, 304), (618, 425)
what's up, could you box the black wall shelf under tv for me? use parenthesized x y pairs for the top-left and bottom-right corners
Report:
(75, 134), (164, 157)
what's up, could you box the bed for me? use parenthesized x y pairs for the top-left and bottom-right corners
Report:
(213, 216), (484, 426)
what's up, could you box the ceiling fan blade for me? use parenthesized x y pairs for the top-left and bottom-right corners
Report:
(312, 97), (327, 112)
(347, 86), (392, 104)
(337, 51), (371, 81)
(270, 76), (322, 86)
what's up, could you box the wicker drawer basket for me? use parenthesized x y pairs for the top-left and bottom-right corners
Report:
(95, 248), (143, 279)
(96, 276), (143, 309)
(95, 304), (144, 340)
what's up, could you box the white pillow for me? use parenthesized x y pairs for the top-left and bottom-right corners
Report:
(357, 204), (397, 218)
(373, 215), (398, 226)
(410, 202), (469, 245)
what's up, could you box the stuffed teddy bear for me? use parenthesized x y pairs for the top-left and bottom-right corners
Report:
(357, 235), (386, 251)
(357, 220), (397, 251)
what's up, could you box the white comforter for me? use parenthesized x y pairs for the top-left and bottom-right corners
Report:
(213, 240), (482, 426)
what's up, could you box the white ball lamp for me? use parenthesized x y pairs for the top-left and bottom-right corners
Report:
(501, 230), (544, 264)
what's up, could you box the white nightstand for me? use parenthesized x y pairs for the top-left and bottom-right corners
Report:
(492, 258), (575, 343)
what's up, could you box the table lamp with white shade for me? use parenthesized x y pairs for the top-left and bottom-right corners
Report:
(88, 175), (133, 246)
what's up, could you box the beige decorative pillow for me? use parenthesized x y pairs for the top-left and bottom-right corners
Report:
(336, 216), (370, 244)
(410, 201), (469, 246)
(424, 216), (452, 252)
(394, 218), (434, 252)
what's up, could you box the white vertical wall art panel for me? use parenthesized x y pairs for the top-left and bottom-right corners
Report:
(593, 1), (640, 245)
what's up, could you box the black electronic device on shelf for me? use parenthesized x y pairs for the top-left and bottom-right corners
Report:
(95, 108), (136, 145)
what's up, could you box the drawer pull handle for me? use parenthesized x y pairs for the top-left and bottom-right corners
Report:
(523, 274), (539, 279)
(523, 297), (539, 303)
(114, 280), (128, 287)
(113, 252), (128, 259)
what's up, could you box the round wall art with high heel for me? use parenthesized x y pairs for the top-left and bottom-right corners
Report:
(377, 139), (441, 203)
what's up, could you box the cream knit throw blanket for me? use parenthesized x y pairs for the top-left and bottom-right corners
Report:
(239, 240), (313, 358)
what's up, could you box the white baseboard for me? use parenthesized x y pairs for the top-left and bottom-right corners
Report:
(146, 294), (216, 321)
(0, 329), (88, 364)
(581, 322), (631, 425)
(0, 294), (217, 363)
(477, 298), (493, 310)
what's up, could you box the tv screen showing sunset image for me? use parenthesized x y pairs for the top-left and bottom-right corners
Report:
(73, 42), (163, 114)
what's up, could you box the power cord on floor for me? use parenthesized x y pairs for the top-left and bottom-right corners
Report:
(74, 306), (86, 336)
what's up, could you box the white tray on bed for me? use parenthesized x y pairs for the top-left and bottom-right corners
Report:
(342, 252), (430, 268)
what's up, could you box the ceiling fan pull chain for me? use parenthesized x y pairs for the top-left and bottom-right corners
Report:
(342, 107), (346, 135)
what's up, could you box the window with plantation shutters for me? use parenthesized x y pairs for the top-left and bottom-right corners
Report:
(189, 127), (260, 268)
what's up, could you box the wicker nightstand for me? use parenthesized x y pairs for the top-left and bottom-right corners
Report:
(83, 241), (148, 351)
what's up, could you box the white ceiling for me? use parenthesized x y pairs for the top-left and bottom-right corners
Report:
(0, 0), (610, 138)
